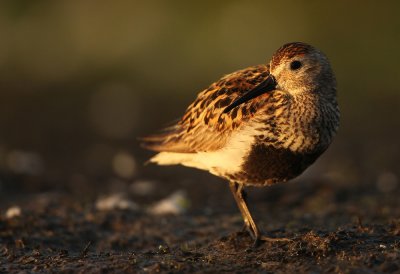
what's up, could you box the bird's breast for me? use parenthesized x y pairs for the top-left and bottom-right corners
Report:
(228, 143), (324, 186)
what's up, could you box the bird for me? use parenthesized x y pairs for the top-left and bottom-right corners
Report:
(141, 42), (340, 245)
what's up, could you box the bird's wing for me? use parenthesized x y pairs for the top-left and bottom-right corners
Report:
(141, 65), (271, 153)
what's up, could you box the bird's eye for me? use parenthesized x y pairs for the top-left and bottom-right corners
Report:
(290, 60), (302, 70)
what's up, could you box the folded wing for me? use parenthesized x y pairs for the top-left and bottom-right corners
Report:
(140, 65), (271, 153)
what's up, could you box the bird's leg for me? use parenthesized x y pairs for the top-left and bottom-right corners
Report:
(228, 182), (250, 231)
(239, 188), (250, 233)
(229, 182), (292, 246)
(229, 182), (261, 242)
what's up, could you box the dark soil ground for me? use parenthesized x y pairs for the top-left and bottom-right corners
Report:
(1, 168), (400, 273)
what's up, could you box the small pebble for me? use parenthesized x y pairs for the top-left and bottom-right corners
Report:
(148, 190), (190, 215)
(95, 193), (138, 211)
(6, 206), (21, 218)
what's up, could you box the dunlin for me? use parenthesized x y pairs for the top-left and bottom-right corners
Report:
(142, 42), (340, 244)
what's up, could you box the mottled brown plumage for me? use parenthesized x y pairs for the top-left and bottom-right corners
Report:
(142, 64), (271, 153)
(141, 42), (340, 244)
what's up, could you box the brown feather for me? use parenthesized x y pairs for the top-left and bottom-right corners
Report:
(141, 65), (271, 153)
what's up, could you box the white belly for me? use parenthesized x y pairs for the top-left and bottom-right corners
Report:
(149, 125), (258, 176)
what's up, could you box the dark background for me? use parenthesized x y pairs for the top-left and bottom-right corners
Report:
(0, 0), (399, 208)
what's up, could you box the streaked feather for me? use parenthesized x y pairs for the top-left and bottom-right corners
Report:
(140, 65), (271, 153)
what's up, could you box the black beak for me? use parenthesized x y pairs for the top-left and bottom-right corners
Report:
(223, 74), (277, 113)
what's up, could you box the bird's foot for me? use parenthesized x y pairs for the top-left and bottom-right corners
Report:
(259, 235), (292, 242)
(243, 227), (292, 247)
(250, 235), (292, 248)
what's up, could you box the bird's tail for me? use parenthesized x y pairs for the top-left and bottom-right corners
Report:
(147, 152), (194, 166)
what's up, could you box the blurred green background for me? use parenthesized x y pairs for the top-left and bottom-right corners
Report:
(0, 1), (399, 198)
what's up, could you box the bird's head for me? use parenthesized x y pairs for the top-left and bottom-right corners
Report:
(270, 42), (336, 95)
(224, 42), (336, 113)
